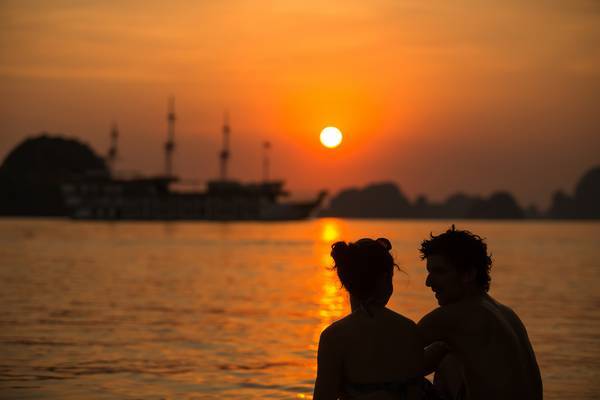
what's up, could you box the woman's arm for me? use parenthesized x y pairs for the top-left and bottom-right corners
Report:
(313, 327), (342, 400)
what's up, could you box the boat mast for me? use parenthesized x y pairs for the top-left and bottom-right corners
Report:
(220, 112), (230, 181)
(107, 122), (118, 173)
(262, 141), (270, 182)
(165, 97), (176, 177)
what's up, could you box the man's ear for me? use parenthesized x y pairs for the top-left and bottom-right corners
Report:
(461, 267), (477, 285)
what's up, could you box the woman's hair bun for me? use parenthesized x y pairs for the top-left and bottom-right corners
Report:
(332, 241), (347, 251)
(330, 237), (397, 301)
(331, 241), (349, 258)
(376, 237), (392, 251)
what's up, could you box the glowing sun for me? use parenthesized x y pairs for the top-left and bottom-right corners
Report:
(320, 127), (343, 148)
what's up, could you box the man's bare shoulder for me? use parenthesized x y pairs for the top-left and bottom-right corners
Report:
(418, 298), (492, 344)
(419, 301), (473, 326)
(490, 298), (521, 321)
(480, 296), (530, 334)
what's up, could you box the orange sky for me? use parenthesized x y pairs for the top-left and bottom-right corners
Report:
(1, 0), (599, 207)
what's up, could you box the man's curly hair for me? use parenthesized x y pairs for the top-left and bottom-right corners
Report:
(419, 225), (493, 292)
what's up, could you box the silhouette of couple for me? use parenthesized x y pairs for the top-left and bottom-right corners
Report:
(313, 226), (542, 400)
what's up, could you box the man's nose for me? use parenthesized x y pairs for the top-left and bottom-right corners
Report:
(425, 274), (432, 287)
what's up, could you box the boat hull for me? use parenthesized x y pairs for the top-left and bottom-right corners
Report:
(63, 179), (325, 221)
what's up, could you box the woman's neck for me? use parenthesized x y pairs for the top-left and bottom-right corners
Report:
(350, 295), (388, 313)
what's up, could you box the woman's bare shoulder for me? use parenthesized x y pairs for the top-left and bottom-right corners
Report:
(320, 313), (356, 339)
(384, 308), (418, 329)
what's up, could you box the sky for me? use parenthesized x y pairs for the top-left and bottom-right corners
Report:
(1, 0), (599, 208)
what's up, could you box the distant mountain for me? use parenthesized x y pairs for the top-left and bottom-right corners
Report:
(319, 183), (525, 219)
(319, 166), (600, 219)
(548, 165), (600, 219)
(466, 191), (524, 219)
(443, 193), (480, 218)
(319, 182), (412, 218)
(547, 190), (575, 219)
(0, 134), (108, 216)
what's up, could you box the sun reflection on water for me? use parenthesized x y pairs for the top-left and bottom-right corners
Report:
(320, 218), (342, 243)
(299, 219), (348, 399)
(315, 219), (346, 337)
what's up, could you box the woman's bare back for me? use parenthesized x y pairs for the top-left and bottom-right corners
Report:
(319, 307), (424, 400)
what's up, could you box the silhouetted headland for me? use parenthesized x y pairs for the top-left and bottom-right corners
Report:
(0, 134), (108, 216)
(319, 182), (412, 218)
(319, 167), (600, 219)
(547, 166), (600, 219)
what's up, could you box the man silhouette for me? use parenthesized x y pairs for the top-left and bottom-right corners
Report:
(417, 226), (542, 400)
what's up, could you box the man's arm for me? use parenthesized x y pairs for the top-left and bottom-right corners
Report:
(418, 306), (461, 375)
(504, 306), (543, 400)
(313, 328), (342, 400)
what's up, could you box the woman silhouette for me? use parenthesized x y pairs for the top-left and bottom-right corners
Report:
(313, 238), (427, 400)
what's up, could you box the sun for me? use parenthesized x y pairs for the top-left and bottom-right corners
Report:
(320, 127), (343, 148)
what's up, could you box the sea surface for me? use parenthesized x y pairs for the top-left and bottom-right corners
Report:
(0, 218), (598, 399)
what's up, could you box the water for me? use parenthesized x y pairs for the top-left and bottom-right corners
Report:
(0, 219), (598, 399)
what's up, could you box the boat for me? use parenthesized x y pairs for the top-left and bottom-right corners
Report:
(62, 175), (326, 220)
(61, 100), (326, 221)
